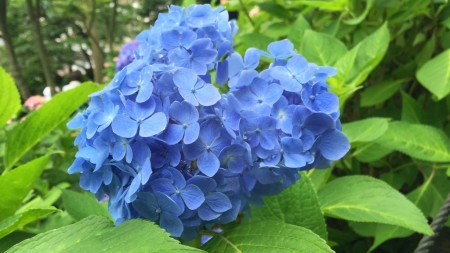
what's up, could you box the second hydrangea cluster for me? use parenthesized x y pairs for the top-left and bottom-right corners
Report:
(69, 4), (350, 239)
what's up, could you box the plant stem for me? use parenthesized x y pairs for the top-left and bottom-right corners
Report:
(238, 0), (255, 28)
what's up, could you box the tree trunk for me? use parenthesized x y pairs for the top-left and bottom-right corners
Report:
(108, 0), (118, 55)
(85, 0), (104, 83)
(88, 26), (104, 83)
(26, 0), (56, 95)
(0, 0), (30, 99)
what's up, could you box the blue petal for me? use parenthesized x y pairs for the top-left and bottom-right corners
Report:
(206, 192), (232, 213)
(170, 101), (198, 124)
(164, 124), (184, 145)
(317, 130), (350, 160)
(198, 205), (220, 221)
(198, 152), (220, 177)
(181, 184), (205, 210)
(304, 113), (335, 135)
(195, 83), (221, 106)
(314, 92), (339, 113)
(184, 123), (200, 144)
(160, 212), (183, 237)
(112, 142), (126, 161)
(155, 191), (182, 216)
(139, 112), (167, 137)
(136, 81), (154, 103)
(183, 140), (205, 160)
(112, 115), (138, 138)
(132, 192), (159, 221)
(267, 39), (294, 58)
(125, 176), (141, 202)
(173, 68), (197, 90)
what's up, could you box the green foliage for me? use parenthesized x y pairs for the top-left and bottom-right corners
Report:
(5, 216), (203, 253)
(342, 117), (390, 143)
(0, 156), (50, 220)
(299, 30), (347, 66)
(416, 49), (450, 99)
(0, 208), (57, 240)
(251, 172), (328, 240)
(202, 221), (334, 253)
(329, 23), (390, 100)
(4, 82), (103, 169)
(61, 190), (111, 221)
(0, 67), (21, 128)
(360, 80), (402, 107)
(376, 121), (450, 162)
(2, 0), (450, 252)
(318, 176), (433, 235)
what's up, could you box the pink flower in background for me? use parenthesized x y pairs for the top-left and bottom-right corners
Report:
(24, 95), (46, 111)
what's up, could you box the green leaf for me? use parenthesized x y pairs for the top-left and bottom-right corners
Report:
(288, 15), (311, 48)
(342, 117), (390, 143)
(376, 121), (450, 162)
(353, 170), (450, 252)
(251, 172), (328, 240)
(292, 0), (350, 11)
(416, 49), (450, 100)
(62, 190), (111, 221)
(330, 23), (390, 98)
(346, 23), (390, 87)
(300, 30), (347, 66)
(319, 176), (433, 235)
(360, 80), (402, 107)
(257, 2), (291, 19)
(4, 82), (103, 169)
(308, 168), (333, 190)
(415, 33), (436, 67)
(0, 156), (50, 220)
(353, 143), (393, 162)
(343, 0), (375, 25)
(401, 92), (424, 123)
(202, 221), (334, 253)
(0, 208), (56, 240)
(0, 67), (21, 128)
(6, 216), (203, 253)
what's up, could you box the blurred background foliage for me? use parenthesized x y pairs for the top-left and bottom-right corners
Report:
(1, 0), (450, 253)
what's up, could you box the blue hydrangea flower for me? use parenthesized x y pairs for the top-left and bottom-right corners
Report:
(68, 4), (350, 239)
(116, 40), (140, 72)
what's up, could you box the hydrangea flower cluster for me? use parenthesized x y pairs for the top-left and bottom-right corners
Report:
(68, 4), (350, 239)
(115, 40), (140, 72)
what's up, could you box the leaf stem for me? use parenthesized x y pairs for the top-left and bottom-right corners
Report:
(238, 0), (255, 28)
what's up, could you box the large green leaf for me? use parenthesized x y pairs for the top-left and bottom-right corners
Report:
(342, 117), (390, 143)
(360, 80), (402, 107)
(346, 23), (390, 87)
(202, 221), (334, 253)
(4, 82), (103, 169)
(350, 170), (450, 251)
(376, 121), (450, 162)
(62, 190), (111, 221)
(288, 15), (311, 48)
(0, 208), (56, 240)
(330, 23), (390, 98)
(251, 172), (327, 240)
(300, 30), (347, 66)
(318, 176), (432, 235)
(0, 156), (50, 220)
(0, 67), (21, 128)
(6, 216), (203, 253)
(416, 49), (450, 100)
